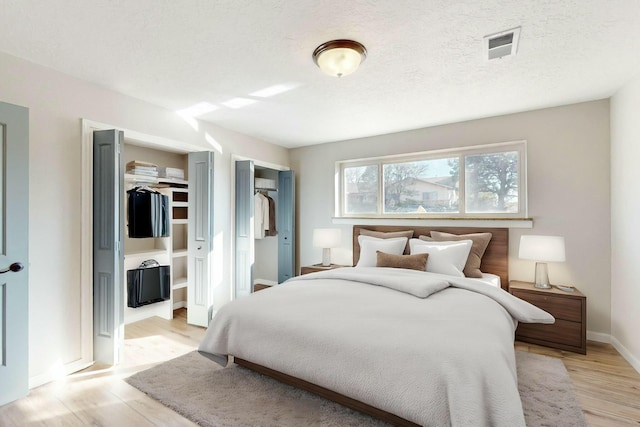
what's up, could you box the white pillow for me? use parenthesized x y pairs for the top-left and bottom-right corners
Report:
(356, 235), (408, 267)
(409, 239), (473, 277)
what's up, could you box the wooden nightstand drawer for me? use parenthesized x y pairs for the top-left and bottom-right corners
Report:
(510, 290), (582, 322)
(509, 280), (586, 354)
(300, 264), (347, 275)
(516, 319), (583, 348)
(253, 283), (272, 292)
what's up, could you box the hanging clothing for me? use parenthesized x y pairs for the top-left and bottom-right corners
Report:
(254, 192), (269, 239)
(265, 195), (277, 236)
(127, 187), (169, 238)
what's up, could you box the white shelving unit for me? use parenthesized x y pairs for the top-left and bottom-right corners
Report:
(168, 187), (189, 316)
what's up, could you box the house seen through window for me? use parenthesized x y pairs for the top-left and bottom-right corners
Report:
(338, 141), (526, 219)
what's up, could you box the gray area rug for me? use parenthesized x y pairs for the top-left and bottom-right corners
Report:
(126, 350), (587, 427)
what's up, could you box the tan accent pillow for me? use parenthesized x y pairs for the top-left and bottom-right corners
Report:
(428, 231), (492, 278)
(376, 251), (429, 272)
(360, 229), (414, 254)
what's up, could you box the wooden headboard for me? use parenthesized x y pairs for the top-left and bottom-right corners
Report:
(353, 225), (509, 290)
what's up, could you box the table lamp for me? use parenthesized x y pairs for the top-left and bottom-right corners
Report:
(313, 228), (341, 266)
(518, 235), (566, 289)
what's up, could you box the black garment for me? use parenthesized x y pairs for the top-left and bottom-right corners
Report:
(127, 187), (169, 238)
(265, 194), (277, 236)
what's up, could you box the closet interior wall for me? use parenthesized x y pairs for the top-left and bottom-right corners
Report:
(254, 166), (279, 286)
(123, 143), (188, 324)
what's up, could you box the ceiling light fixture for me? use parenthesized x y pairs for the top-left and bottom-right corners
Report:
(312, 39), (367, 78)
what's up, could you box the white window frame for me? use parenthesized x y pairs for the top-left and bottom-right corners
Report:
(335, 140), (527, 219)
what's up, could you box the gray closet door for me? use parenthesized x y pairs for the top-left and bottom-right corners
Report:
(278, 170), (295, 283)
(0, 101), (29, 406)
(92, 129), (124, 365)
(187, 151), (214, 327)
(235, 160), (254, 298)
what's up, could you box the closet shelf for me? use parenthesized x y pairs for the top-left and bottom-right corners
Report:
(124, 173), (188, 186)
(172, 249), (187, 258)
(172, 219), (188, 225)
(124, 248), (167, 258)
(173, 277), (188, 290)
(173, 201), (188, 208)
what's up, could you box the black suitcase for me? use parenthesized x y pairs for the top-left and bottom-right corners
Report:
(127, 264), (171, 308)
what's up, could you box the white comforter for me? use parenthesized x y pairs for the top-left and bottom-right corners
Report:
(198, 267), (554, 427)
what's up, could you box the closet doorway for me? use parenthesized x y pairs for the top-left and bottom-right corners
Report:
(83, 120), (214, 366)
(234, 159), (294, 298)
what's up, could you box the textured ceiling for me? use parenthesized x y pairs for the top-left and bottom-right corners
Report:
(1, 0), (639, 148)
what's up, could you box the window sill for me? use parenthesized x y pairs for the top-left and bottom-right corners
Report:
(332, 217), (533, 229)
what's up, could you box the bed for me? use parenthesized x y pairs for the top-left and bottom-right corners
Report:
(198, 226), (554, 426)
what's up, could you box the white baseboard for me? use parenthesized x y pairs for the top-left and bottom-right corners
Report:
(587, 331), (640, 374)
(610, 336), (640, 374)
(586, 330), (611, 343)
(29, 358), (94, 389)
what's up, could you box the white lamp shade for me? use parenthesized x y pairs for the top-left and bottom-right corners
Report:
(313, 228), (341, 248)
(519, 235), (566, 262)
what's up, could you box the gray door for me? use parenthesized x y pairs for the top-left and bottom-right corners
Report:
(277, 170), (295, 283)
(92, 129), (124, 365)
(187, 151), (214, 327)
(0, 101), (29, 406)
(235, 160), (254, 298)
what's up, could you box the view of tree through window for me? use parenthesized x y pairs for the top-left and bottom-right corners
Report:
(464, 151), (518, 213)
(338, 142), (525, 217)
(344, 165), (378, 214)
(383, 158), (459, 213)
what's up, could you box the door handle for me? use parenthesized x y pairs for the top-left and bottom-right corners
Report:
(0, 262), (24, 274)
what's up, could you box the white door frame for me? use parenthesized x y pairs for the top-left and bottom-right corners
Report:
(80, 119), (204, 364)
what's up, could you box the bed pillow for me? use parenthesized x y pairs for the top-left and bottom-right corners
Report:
(428, 231), (492, 278)
(376, 251), (429, 271)
(359, 229), (414, 254)
(409, 239), (473, 277)
(356, 235), (408, 267)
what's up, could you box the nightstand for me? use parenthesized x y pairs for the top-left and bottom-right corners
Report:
(300, 264), (347, 275)
(509, 280), (586, 354)
(253, 283), (272, 292)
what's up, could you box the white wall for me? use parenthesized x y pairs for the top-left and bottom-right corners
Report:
(290, 100), (611, 337)
(610, 74), (640, 371)
(0, 51), (289, 385)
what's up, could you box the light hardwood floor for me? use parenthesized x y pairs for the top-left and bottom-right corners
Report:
(1, 309), (639, 427)
(515, 340), (640, 426)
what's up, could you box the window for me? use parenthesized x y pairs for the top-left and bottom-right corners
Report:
(343, 164), (378, 214)
(337, 141), (526, 219)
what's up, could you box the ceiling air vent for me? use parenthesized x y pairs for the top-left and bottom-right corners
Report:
(484, 27), (521, 60)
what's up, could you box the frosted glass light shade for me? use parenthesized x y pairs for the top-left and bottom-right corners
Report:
(519, 235), (566, 262)
(313, 40), (367, 78)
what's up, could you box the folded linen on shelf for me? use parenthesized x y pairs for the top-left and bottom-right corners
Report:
(127, 160), (159, 177)
(158, 166), (185, 179)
